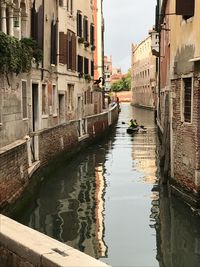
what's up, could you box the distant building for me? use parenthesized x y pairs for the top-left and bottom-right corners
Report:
(131, 36), (157, 109)
(104, 56), (112, 91)
(111, 68), (126, 85)
(93, 0), (104, 81)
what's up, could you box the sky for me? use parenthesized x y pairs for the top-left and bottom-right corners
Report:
(103, 0), (157, 73)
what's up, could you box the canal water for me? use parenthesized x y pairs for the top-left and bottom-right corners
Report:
(14, 103), (200, 267)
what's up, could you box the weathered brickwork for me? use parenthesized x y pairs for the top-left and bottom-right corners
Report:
(0, 141), (29, 208)
(38, 121), (79, 167)
(0, 106), (119, 210)
(0, 246), (34, 267)
(171, 78), (200, 193)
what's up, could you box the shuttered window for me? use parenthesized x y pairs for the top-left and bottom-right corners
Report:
(42, 84), (48, 115)
(59, 32), (65, 64)
(77, 12), (82, 37)
(84, 57), (89, 74)
(183, 77), (192, 123)
(83, 17), (88, 41)
(91, 61), (94, 77)
(67, 30), (76, 71)
(176, 0), (195, 19)
(22, 81), (28, 119)
(78, 55), (83, 73)
(59, 0), (64, 6)
(31, 2), (44, 50)
(90, 24), (94, 46)
(51, 21), (57, 65)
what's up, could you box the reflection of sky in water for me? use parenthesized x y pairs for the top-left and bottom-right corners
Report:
(14, 103), (159, 267)
(101, 104), (159, 267)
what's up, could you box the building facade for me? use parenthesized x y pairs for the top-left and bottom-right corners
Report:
(156, 0), (200, 203)
(104, 55), (112, 91)
(0, 0), (118, 209)
(131, 36), (157, 109)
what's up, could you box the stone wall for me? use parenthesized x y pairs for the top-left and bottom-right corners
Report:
(0, 105), (118, 210)
(0, 215), (110, 267)
(0, 140), (29, 209)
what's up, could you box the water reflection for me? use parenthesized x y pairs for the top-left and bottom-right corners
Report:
(158, 187), (200, 267)
(18, 150), (109, 259)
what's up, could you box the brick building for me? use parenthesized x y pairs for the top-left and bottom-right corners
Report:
(156, 0), (200, 203)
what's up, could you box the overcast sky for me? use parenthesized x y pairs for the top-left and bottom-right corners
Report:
(103, 0), (157, 73)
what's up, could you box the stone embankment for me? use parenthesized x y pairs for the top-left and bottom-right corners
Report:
(0, 215), (110, 267)
(0, 105), (119, 211)
(116, 91), (132, 102)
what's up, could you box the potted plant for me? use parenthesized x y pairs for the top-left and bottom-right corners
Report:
(84, 74), (91, 82)
(84, 40), (89, 48)
(91, 45), (96, 51)
(78, 37), (84, 44)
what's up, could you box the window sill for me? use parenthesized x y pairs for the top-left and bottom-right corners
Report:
(22, 118), (28, 121)
(42, 115), (48, 119)
(53, 114), (58, 118)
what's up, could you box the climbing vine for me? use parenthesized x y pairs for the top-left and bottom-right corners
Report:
(0, 32), (42, 76)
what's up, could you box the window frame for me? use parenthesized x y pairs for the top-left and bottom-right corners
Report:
(181, 75), (193, 124)
(21, 80), (28, 120)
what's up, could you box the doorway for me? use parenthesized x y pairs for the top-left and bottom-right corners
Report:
(32, 83), (39, 132)
(59, 93), (65, 123)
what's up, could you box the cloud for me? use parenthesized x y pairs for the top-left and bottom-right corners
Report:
(103, 0), (156, 72)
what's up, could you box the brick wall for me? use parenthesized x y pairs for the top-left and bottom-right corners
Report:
(0, 141), (29, 208)
(38, 121), (79, 167)
(0, 105), (119, 210)
(171, 78), (200, 193)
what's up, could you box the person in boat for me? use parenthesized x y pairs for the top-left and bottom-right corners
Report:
(129, 119), (138, 129)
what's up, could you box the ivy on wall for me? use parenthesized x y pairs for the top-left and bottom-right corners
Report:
(0, 32), (42, 76)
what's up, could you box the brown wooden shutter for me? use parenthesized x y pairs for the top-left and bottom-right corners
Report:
(66, 31), (70, 68)
(176, 0), (194, 17)
(64, 33), (67, 65)
(59, 32), (65, 64)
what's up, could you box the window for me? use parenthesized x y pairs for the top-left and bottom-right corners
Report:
(59, 32), (66, 64)
(59, 0), (64, 6)
(70, 0), (73, 15)
(78, 55), (83, 73)
(31, 1), (44, 50)
(67, 84), (74, 111)
(84, 57), (89, 74)
(183, 77), (192, 123)
(83, 17), (88, 41)
(52, 85), (57, 115)
(77, 12), (82, 37)
(176, 0), (195, 20)
(90, 24), (94, 46)
(51, 21), (57, 65)
(67, 30), (76, 70)
(42, 84), (48, 115)
(91, 61), (94, 77)
(22, 81), (28, 119)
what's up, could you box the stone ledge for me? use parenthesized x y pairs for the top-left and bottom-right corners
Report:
(0, 140), (26, 155)
(0, 215), (110, 267)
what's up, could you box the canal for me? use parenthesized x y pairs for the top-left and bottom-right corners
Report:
(13, 103), (200, 267)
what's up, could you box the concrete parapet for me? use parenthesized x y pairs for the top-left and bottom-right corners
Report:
(0, 215), (111, 267)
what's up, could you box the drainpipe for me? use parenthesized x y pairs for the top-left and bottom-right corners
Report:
(41, 0), (44, 81)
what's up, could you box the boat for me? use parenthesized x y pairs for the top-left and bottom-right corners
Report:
(126, 127), (139, 134)
(126, 126), (147, 134)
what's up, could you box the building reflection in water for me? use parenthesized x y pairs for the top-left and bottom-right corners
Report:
(18, 148), (109, 259)
(158, 187), (200, 267)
